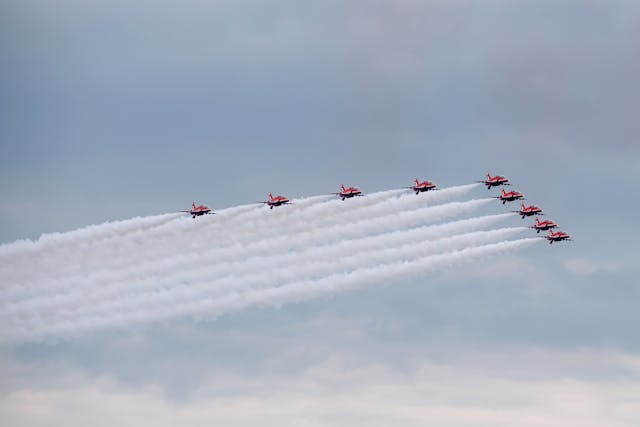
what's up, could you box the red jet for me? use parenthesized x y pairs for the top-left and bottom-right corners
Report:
(478, 172), (510, 189)
(545, 229), (572, 244)
(409, 178), (437, 194)
(514, 203), (543, 218)
(183, 202), (214, 218)
(496, 188), (524, 204)
(263, 192), (291, 209)
(334, 184), (363, 201)
(531, 217), (558, 233)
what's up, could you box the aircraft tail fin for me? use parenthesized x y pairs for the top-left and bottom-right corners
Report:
(415, 178), (419, 185)
(268, 192), (273, 200)
(341, 184), (346, 191)
(192, 202), (196, 209)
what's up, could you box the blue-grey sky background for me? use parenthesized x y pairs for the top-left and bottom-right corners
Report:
(1, 1), (640, 425)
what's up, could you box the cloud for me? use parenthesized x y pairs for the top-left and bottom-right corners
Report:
(2, 347), (640, 427)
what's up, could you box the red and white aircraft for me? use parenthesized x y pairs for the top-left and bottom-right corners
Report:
(496, 188), (524, 204)
(183, 202), (214, 218)
(544, 229), (572, 244)
(478, 172), (510, 189)
(263, 192), (291, 209)
(531, 217), (558, 233)
(514, 203), (543, 218)
(409, 178), (437, 194)
(334, 184), (363, 200)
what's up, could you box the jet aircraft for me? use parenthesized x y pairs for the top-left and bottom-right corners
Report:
(183, 202), (214, 218)
(496, 188), (524, 204)
(514, 203), (543, 218)
(334, 184), (363, 200)
(478, 173), (510, 189)
(531, 218), (558, 233)
(409, 178), (437, 194)
(263, 193), (291, 209)
(545, 229), (572, 244)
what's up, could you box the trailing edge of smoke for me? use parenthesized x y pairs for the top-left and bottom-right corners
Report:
(24, 227), (527, 324)
(1, 238), (540, 344)
(0, 213), (180, 256)
(1, 199), (498, 301)
(0, 193), (331, 269)
(4, 222), (522, 319)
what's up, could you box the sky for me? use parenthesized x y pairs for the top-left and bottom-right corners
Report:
(1, 0), (640, 425)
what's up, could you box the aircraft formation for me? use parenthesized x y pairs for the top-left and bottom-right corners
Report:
(184, 173), (571, 244)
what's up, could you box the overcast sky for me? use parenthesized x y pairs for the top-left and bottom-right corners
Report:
(1, 1), (640, 426)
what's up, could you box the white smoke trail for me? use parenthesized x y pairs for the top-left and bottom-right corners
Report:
(0, 181), (541, 346)
(188, 238), (543, 319)
(1, 238), (541, 344)
(87, 184), (477, 273)
(1, 199), (498, 302)
(4, 222), (523, 320)
(0, 203), (257, 287)
(0, 187), (488, 294)
(183, 238), (543, 320)
(98, 213), (515, 299)
(0, 185), (467, 287)
(0, 212), (181, 258)
(24, 227), (528, 324)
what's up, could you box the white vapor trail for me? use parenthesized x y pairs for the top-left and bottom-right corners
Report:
(5, 225), (524, 319)
(97, 184), (478, 269)
(1, 192), (489, 297)
(0, 199), (498, 307)
(1, 238), (541, 343)
(0, 182), (542, 345)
